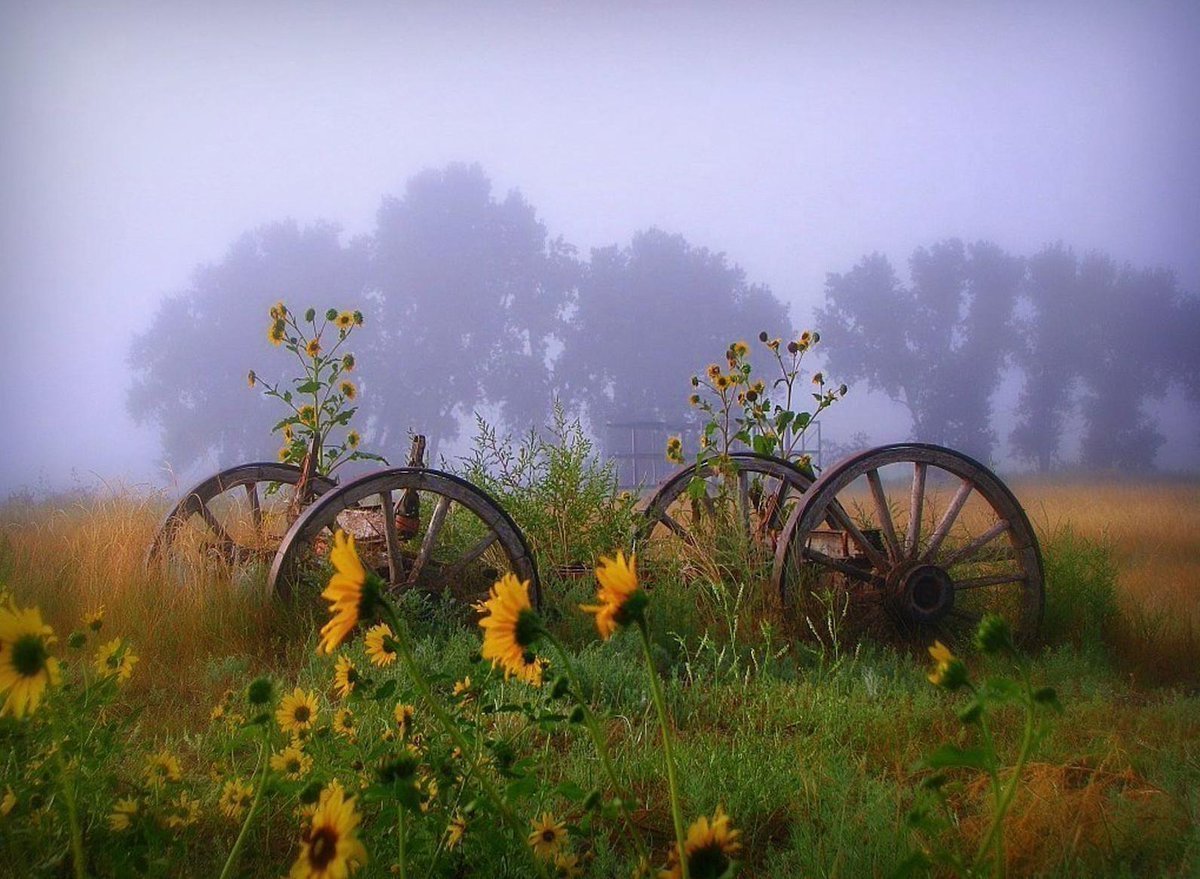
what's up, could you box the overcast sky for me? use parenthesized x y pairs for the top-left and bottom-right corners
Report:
(2, 0), (1198, 494)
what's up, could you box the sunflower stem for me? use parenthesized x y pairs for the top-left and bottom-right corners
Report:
(49, 699), (86, 879)
(217, 741), (268, 879)
(637, 620), (689, 879)
(542, 631), (650, 864)
(396, 803), (408, 879)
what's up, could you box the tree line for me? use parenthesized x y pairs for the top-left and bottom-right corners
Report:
(128, 163), (1199, 474)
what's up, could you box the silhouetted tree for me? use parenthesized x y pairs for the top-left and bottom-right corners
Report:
(365, 163), (578, 460)
(556, 228), (791, 431)
(128, 221), (369, 471)
(817, 240), (1022, 461)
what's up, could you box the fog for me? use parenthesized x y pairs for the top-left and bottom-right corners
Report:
(2, 0), (1198, 497)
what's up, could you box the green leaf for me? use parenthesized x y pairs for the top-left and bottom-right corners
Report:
(295, 380), (322, 394)
(370, 678), (397, 701)
(553, 781), (588, 802)
(921, 744), (992, 772)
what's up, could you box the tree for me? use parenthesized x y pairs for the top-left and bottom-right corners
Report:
(817, 239), (1022, 461)
(556, 227), (792, 432)
(128, 221), (369, 471)
(364, 164), (578, 460)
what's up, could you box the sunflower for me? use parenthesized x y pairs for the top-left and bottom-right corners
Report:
(393, 702), (415, 738)
(290, 783), (367, 879)
(660, 806), (742, 879)
(163, 792), (201, 829)
(346, 430), (361, 449)
(452, 677), (472, 699)
(335, 311), (354, 330)
(714, 373), (731, 391)
(333, 655), (359, 700)
(342, 353), (355, 372)
(94, 638), (139, 682)
(705, 363), (721, 380)
(927, 641), (967, 689)
(269, 319), (287, 345)
(2, 787), (16, 817)
(332, 708), (356, 740)
(145, 750), (182, 787)
(108, 797), (139, 831)
(665, 435), (684, 465)
(306, 338), (321, 358)
(0, 604), (61, 719)
(219, 778), (254, 820)
(298, 405), (317, 427)
(277, 688), (320, 735)
(339, 381), (356, 400)
(555, 852), (584, 878)
(581, 551), (646, 640)
(528, 812), (568, 860)
(446, 812), (466, 849)
(83, 606), (104, 632)
(477, 574), (544, 686)
(247, 370), (257, 388)
(272, 744), (314, 781)
(364, 623), (397, 667)
(731, 340), (749, 358)
(319, 531), (380, 655)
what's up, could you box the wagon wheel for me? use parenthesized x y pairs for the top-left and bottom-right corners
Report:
(638, 452), (815, 579)
(148, 463), (337, 571)
(772, 444), (1044, 646)
(268, 467), (540, 609)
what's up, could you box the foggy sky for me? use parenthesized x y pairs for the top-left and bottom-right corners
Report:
(2, 0), (1198, 495)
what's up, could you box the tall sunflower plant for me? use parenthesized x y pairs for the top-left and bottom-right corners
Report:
(250, 302), (387, 481)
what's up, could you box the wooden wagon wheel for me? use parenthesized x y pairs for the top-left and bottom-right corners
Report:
(638, 452), (815, 576)
(772, 443), (1044, 645)
(268, 467), (540, 609)
(147, 463), (337, 570)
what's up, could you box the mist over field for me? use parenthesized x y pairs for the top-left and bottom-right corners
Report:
(2, 0), (1199, 497)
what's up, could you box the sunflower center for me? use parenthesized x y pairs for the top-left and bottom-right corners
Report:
(541, 829), (557, 843)
(308, 827), (339, 869)
(293, 705), (311, 723)
(688, 843), (730, 879)
(514, 609), (541, 648)
(287, 759), (301, 774)
(107, 653), (121, 669)
(12, 635), (47, 678)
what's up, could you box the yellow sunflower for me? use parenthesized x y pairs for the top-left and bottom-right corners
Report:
(269, 319), (287, 345)
(83, 606), (104, 632)
(108, 797), (139, 831)
(163, 791), (201, 829)
(298, 405), (317, 427)
(731, 340), (749, 358)
(305, 338), (321, 358)
(332, 708), (356, 740)
(477, 573), (544, 686)
(333, 655), (358, 700)
(93, 638), (139, 682)
(219, 778), (255, 820)
(927, 641), (967, 689)
(335, 311), (354, 330)
(0, 603), (61, 719)
(145, 750), (182, 787)
(527, 812), (568, 860)
(452, 677), (472, 699)
(319, 531), (379, 655)
(346, 430), (361, 449)
(290, 783), (367, 879)
(660, 806), (742, 879)
(665, 435), (684, 464)
(446, 812), (466, 850)
(581, 551), (646, 640)
(393, 702), (415, 738)
(339, 381), (356, 400)
(342, 353), (355, 372)
(364, 623), (397, 667)
(277, 688), (320, 734)
(555, 851), (584, 878)
(272, 744), (314, 781)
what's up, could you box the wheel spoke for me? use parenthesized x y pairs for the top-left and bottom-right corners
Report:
(407, 495), (452, 587)
(947, 607), (981, 625)
(441, 531), (500, 581)
(904, 462), (926, 558)
(196, 499), (237, 554)
(657, 510), (694, 543)
(823, 503), (889, 572)
(866, 468), (902, 561)
(379, 491), (405, 586)
(245, 482), (263, 534)
(737, 469), (751, 538)
(921, 478), (973, 563)
(801, 546), (884, 586)
(954, 573), (1026, 591)
(941, 520), (1009, 568)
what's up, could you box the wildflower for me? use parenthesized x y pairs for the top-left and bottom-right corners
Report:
(393, 702), (415, 738)
(270, 302), (284, 320)
(289, 783), (367, 879)
(799, 330), (813, 347)
(333, 708), (356, 740)
(714, 374), (730, 391)
(277, 688), (320, 735)
(346, 430), (361, 449)
(247, 676), (274, 706)
(272, 744), (314, 781)
(731, 340), (749, 358)
(93, 638), (138, 682)
(452, 677), (472, 698)
(528, 812), (568, 860)
(688, 393), (700, 406)
(660, 806), (742, 879)
(284, 423), (295, 442)
(766, 337), (781, 351)
(336, 311), (354, 330)
(477, 573), (545, 686)
(446, 812), (466, 849)
(338, 380), (357, 400)
(145, 750), (182, 787)
(555, 852), (584, 878)
(210, 704), (226, 722)
(306, 338), (321, 358)
(108, 797), (138, 831)
(342, 353), (356, 372)
(811, 372), (824, 385)
(298, 405), (317, 426)
(269, 319), (287, 345)
(1, 787), (15, 817)
(364, 623), (397, 667)
(319, 531), (380, 655)
(326, 308), (339, 321)
(705, 364), (721, 380)
(247, 370), (257, 388)
(974, 614), (1012, 655)
(581, 551), (647, 639)
(333, 655), (359, 699)
(164, 792), (201, 829)
(83, 606), (104, 632)
(279, 446), (292, 462)
(0, 603), (61, 719)
(353, 310), (364, 326)
(665, 435), (684, 464)
(219, 778), (255, 820)
(927, 641), (968, 690)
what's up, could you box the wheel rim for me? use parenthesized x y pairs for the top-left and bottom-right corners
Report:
(773, 444), (1044, 645)
(148, 463), (336, 574)
(639, 452), (814, 578)
(269, 467), (540, 608)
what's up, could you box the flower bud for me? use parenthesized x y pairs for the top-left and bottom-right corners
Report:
(247, 677), (274, 706)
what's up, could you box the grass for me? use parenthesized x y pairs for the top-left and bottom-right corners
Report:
(0, 476), (1198, 876)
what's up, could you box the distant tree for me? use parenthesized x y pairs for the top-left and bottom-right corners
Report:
(556, 227), (792, 432)
(817, 239), (1022, 461)
(365, 164), (578, 460)
(128, 221), (369, 471)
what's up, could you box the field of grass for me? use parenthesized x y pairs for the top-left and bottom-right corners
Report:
(0, 476), (1197, 877)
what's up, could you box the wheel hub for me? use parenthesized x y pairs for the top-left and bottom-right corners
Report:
(887, 562), (955, 625)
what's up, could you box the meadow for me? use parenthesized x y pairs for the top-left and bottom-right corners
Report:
(0, 472), (1197, 878)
